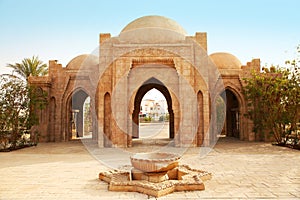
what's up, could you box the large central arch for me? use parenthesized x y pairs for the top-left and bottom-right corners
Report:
(132, 78), (174, 139)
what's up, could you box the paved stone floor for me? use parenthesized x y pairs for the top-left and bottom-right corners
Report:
(0, 138), (299, 200)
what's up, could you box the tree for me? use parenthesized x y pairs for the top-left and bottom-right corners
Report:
(2, 56), (48, 149)
(0, 75), (47, 150)
(243, 46), (300, 143)
(284, 44), (300, 137)
(6, 56), (48, 81)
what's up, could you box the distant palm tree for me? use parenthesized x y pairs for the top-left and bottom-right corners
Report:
(6, 56), (48, 81)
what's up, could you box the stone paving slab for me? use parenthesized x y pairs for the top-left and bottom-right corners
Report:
(0, 138), (299, 200)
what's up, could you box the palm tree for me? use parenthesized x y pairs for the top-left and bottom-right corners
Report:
(6, 56), (48, 81)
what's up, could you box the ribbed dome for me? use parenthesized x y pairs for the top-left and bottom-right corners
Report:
(121, 15), (187, 35)
(209, 52), (242, 69)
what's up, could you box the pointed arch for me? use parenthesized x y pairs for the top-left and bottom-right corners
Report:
(66, 88), (90, 140)
(132, 77), (174, 139)
(197, 90), (204, 146)
(220, 87), (241, 138)
(104, 92), (112, 147)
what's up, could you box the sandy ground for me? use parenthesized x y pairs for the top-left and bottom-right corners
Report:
(0, 136), (299, 199)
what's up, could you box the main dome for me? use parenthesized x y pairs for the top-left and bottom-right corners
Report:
(121, 15), (187, 36)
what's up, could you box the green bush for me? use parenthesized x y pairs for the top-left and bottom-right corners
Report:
(144, 116), (152, 122)
(0, 75), (47, 150)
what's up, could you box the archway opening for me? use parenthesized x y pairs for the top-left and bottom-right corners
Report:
(132, 78), (174, 145)
(219, 89), (240, 138)
(139, 88), (169, 139)
(69, 90), (92, 140)
(83, 97), (92, 138)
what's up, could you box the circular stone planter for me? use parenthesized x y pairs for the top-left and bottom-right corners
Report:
(130, 152), (181, 172)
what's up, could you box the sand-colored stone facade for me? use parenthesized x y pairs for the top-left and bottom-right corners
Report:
(29, 15), (261, 147)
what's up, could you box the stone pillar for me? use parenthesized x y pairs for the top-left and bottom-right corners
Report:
(108, 60), (129, 147)
(56, 99), (63, 142)
(49, 97), (56, 142)
(97, 93), (104, 147)
(178, 75), (198, 147)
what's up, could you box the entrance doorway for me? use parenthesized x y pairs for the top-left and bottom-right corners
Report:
(132, 78), (174, 144)
(219, 89), (240, 138)
(139, 88), (169, 139)
(69, 90), (92, 140)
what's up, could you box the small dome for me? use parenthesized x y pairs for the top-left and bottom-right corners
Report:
(66, 54), (98, 69)
(121, 15), (187, 35)
(209, 52), (242, 69)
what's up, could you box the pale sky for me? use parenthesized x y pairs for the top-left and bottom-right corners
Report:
(0, 0), (299, 75)
(143, 88), (166, 101)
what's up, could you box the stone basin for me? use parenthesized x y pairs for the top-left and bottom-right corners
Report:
(130, 152), (181, 172)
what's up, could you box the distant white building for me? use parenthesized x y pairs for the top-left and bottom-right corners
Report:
(140, 98), (168, 120)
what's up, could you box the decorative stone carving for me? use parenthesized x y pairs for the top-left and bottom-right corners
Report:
(131, 58), (175, 68)
(99, 164), (211, 197)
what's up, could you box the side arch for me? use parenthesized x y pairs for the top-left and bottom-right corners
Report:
(103, 92), (112, 147)
(197, 90), (204, 146)
(65, 88), (90, 140)
(220, 86), (245, 139)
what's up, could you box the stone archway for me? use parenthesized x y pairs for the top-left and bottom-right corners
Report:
(132, 78), (174, 140)
(66, 89), (90, 140)
(221, 89), (240, 138)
